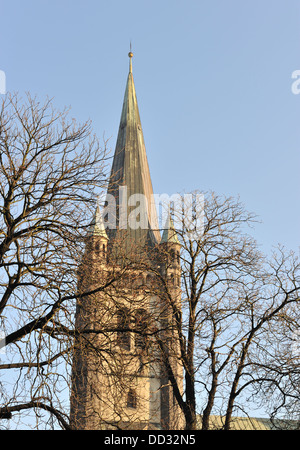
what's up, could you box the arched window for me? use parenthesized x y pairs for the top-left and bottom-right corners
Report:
(116, 308), (131, 351)
(127, 389), (137, 409)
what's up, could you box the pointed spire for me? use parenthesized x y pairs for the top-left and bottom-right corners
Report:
(106, 51), (160, 247)
(161, 213), (180, 245)
(88, 204), (109, 240)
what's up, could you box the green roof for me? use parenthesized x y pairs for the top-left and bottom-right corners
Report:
(197, 415), (300, 430)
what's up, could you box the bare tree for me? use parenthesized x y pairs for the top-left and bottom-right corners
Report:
(1, 95), (299, 431)
(145, 192), (300, 430)
(232, 247), (300, 429)
(0, 93), (110, 428)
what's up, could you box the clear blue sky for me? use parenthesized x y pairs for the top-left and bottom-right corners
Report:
(1, 0), (299, 255)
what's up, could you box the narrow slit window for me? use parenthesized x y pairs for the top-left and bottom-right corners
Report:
(127, 389), (137, 409)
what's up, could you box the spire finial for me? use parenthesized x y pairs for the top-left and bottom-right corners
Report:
(128, 43), (133, 73)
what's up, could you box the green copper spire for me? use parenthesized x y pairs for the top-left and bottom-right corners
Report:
(106, 51), (160, 247)
(88, 204), (109, 240)
(161, 213), (180, 245)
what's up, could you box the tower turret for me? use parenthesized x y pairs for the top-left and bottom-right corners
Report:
(161, 213), (181, 286)
(88, 203), (109, 263)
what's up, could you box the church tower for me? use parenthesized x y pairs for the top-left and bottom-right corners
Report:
(70, 52), (183, 430)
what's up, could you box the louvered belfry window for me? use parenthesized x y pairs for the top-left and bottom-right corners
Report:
(116, 308), (131, 351)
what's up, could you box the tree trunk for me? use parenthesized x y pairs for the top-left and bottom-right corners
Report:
(202, 375), (218, 430)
